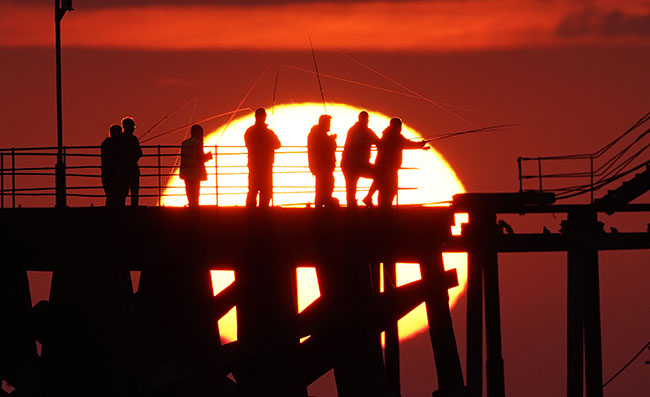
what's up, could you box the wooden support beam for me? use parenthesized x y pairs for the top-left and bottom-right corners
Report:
(420, 252), (465, 397)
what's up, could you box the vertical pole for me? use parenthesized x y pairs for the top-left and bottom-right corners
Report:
(11, 148), (16, 209)
(567, 248), (584, 397)
(157, 145), (162, 206)
(55, 0), (67, 208)
(1, 152), (4, 209)
(214, 145), (218, 206)
(466, 210), (488, 397)
(484, 245), (506, 397)
(517, 157), (523, 193)
(384, 261), (401, 396)
(537, 157), (542, 192)
(589, 157), (594, 204)
(584, 248), (603, 397)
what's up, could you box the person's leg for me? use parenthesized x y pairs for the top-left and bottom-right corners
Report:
(343, 168), (359, 207)
(259, 170), (272, 207)
(314, 173), (325, 207)
(378, 171), (398, 208)
(130, 168), (140, 207)
(246, 172), (258, 207)
(185, 180), (200, 207)
(102, 175), (111, 207)
(325, 172), (336, 206)
(362, 164), (377, 207)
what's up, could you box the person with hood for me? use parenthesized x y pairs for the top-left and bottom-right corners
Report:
(180, 124), (213, 207)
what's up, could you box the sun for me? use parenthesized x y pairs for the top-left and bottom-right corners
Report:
(162, 102), (467, 344)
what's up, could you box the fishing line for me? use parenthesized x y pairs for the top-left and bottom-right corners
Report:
(140, 108), (251, 144)
(215, 64), (271, 144)
(139, 98), (198, 139)
(336, 50), (478, 127)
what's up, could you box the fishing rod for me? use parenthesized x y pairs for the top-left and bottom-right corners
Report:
(215, 64), (271, 144)
(423, 123), (519, 143)
(309, 37), (327, 114)
(272, 71), (280, 129)
(139, 98), (198, 139)
(336, 50), (478, 127)
(140, 108), (252, 144)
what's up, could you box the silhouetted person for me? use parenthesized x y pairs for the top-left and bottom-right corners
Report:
(308, 114), (339, 208)
(101, 124), (126, 207)
(180, 125), (213, 207)
(121, 117), (143, 207)
(341, 111), (380, 207)
(373, 117), (428, 208)
(245, 108), (281, 207)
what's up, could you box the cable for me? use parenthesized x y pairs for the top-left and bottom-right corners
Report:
(602, 340), (650, 388)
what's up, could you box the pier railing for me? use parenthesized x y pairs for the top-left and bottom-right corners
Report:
(0, 145), (417, 208)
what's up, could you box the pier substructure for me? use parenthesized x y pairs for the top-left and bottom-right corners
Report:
(0, 206), (466, 397)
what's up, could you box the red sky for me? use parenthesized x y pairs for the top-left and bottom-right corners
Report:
(2, 0), (650, 396)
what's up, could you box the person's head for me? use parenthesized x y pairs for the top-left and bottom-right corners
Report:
(255, 108), (267, 124)
(319, 114), (332, 131)
(358, 111), (369, 126)
(121, 117), (136, 134)
(389, 117), (402, 133)
(190, 124), (203, 139)
(109, 124), (122, 138)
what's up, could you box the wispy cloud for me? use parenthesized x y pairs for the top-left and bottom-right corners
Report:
(2, 1), (650, 51)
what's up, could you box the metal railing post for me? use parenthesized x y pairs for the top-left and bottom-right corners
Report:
(1, 152), (4, 209)
(517, 157), (523, 192)
(589, 156), (594, 204)
(157, 145), (162, 206)
(214, 145), (218, 206)
(537, 157), (543, 192)
(11, 148), (16, 208)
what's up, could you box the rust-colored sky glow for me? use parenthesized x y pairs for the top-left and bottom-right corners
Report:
(2, 1), (650, 396)
(3, 0), (650, 51)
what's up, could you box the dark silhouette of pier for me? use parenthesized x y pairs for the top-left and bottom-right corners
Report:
(2, 111), (650, 396)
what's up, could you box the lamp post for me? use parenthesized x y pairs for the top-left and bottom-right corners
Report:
(55, 0), (73, 207)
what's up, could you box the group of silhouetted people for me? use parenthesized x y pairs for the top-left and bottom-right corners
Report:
(101, 117), (143, 207)
(243, 107), (428, 209)
(102, 109), (427, 208)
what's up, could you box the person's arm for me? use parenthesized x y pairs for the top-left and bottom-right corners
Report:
(367, 129), (380, 146)
(403, 135), (428, 150)
(203, 141), (213, 163)
(272, 131), (281, 149)
(136, 137), (143, 159)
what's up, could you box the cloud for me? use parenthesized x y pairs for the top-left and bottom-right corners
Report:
(2, 1), (650, 51)
(556, 6), (650, 38)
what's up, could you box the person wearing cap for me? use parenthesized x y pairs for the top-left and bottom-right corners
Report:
(244, 108), (281, 207)
(372, 117), (428, 208)
(308, 114), (339, 207)
(121, 117), (143, 207)
(341, 111), (380, 207)
(180, 125), (213, 207)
